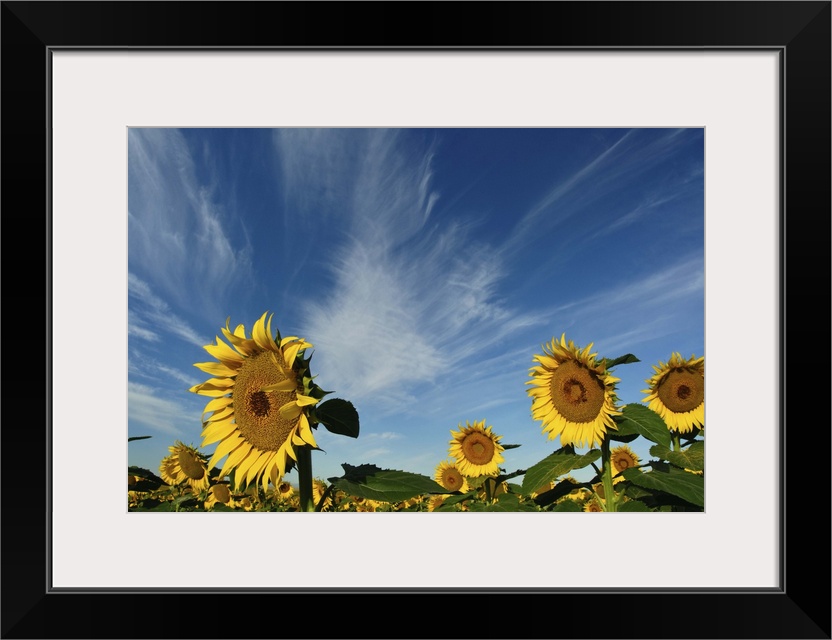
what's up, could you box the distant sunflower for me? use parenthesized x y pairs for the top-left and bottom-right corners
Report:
(159, 454), (180, 486)
(609, 444), (640, 484)
(190, 312), (322, 492)
(642, 353), (705, 433)
(434, 460), (470, 493)
(427, 495), (447, 512)
(204, 483), (234, 510)
(584, 498), (604, 513)
(527, 334), (621, 448)
(448, 420), (505, 477)
(276, 481), (294, 500)
(159, 441), (210, 492)
(312, 478), (332, 512)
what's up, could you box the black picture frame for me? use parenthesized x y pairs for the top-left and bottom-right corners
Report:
(3, 2), (829, 638)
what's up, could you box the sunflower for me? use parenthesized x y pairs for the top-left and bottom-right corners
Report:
(642, 353), (705, 433)
(312, 478), (333, 512)
(158, 454), (180, 486)
(159, 441), (210, 492)
(204, 482), (235, 510)
(448, 420), (505, 477)
(434, 460), (470, 494)
(584, 498), (604, 513)
(527, 334), (622, 449)
(189, 312), (323, 492)
(276, 481), (295, 500)
(609, 444), (640, 484)
(427, 495), (447, 512)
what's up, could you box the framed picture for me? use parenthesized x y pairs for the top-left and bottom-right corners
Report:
(5, 1), (829, 638)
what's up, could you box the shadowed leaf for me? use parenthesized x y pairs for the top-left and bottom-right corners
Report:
(521, 448), (601, 495)
(330, 464), (448, 502)
(650, 441), (704, 471)
(315, 399), (360, 438)
(622, 465), (704, 507)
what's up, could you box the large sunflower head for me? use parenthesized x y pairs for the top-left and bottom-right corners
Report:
(189, 312), (324, 492)
(434, 460), (470, 493)
(448, 420), (505, 477)
(527, 334), (622, 449)
(159, 441), (210, 492)
(642, 353), (704, 434)
(609, 444), (640, 484)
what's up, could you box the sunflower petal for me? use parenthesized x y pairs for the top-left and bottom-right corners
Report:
(260, 379), (297, 393)
(279, 401), (303, 420)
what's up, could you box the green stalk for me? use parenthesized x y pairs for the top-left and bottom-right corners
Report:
(672, 432), (681, 452)
(601, 438), (616, 512)
(297, 445), (315, 512)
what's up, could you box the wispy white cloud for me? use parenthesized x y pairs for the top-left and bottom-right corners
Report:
(128, 273), (208, 348)
(128, 382), (194, 438)
(504, 128), (698, 254)
(129, 347), (202, 388)
(273, 130), (548, 410)
(128, 128), (254, 317)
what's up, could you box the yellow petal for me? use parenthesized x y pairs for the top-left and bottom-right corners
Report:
(201, 419), (237, 446)
(235, 448), (267, 485)
(211, 434), (244, 466)
(260, 379), (297, 393)
(279, 401), (302, 420)
(247, 451), (274, 486)
(193, 361), (238, 377)
(220, 442), (253, 479)
(295, 394), (318, 407)
(252, 312), (278, 352)
(204, 339), (244, 366)
(201, 396), (233, 417)
(297, 413), (318, 447)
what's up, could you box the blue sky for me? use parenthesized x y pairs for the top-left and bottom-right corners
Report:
(127, 127), (704, 486)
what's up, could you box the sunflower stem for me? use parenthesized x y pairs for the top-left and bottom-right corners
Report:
(672, 433), (681, 452)
(601, 438), (617, 513)
(297, 446), (315, 512)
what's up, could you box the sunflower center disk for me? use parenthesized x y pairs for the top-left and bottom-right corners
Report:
(657, 369), (704, 413)
(549, 360), (606, 423)
(178, 450), (205, 480)
(233, 351), (298, 452)
(462, 433), (494, 465)
(443, 469), (463, 489)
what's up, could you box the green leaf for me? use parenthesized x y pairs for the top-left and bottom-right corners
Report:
(602, 354), (640, 368)
(330, 464), (448, 502)
(128, 435), (152, 442)
(552, 500), (583, 512)
(618, 500), (651, 512)
(649, 441), (704, 471)
(501, 443), (522, 450)
(615, 404), (671, 448)
(622, 465), (704, 507)
(315, 399), (360, 438)
(521, 448), (601, 494)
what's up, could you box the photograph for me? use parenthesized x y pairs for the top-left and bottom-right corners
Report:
(127, 126), (706, 514)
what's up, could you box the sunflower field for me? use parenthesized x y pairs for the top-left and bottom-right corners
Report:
(128, 312), (704, 513)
